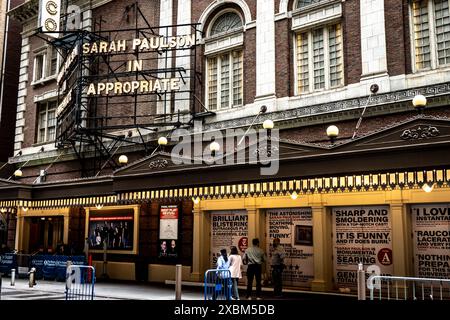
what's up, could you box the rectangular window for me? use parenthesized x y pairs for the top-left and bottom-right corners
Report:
(207, 50), (243, 110)
(313, 29), (325, 90)
(207, 57), (218, 111)
(434, 0), (450, 66)
(296, 33), (309, 93)
(296, 23), (343, 94)
(329, 24), (343, 88)
(232, 51), (243, 106)
(50, 47), (58, 76)
(34, 54), (45, 81)
(412, 0), (450, 70)
(37, 101), (57, 143)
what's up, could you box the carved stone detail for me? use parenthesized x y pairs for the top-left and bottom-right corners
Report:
(400, 126), (440, 140)
(148, 159), (169, 169)
(203, 83), (450, 131)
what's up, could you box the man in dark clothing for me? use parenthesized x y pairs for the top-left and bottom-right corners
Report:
(271, 238), (286, 298)
(243, 238), (266, 300)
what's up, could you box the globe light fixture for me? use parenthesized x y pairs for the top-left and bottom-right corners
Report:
(158, 136), (168, 146)
(118, 155), (128, 165)
(263, 119), (274, 130)
(22, 207), (29, 212)
(192, 197), (200, 204)
(210, 141), (220, 157)
(326, 125), (339, 144)
(14, 169), (23, 177)
(412, 94), (427, 113)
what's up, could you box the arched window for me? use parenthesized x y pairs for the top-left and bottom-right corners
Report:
(296, 0), (324, 9)
(210, 12), (243, 36)
(205, 11), (244, 111)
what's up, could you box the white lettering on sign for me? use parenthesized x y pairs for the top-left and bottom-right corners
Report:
(57, 46), (79, 84)
(56, 89), (73, 117)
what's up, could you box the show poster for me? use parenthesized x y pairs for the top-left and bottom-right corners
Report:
(332, 206), (393, 288)
(266, 208), (314, 287)
(411, 204), (450, 278)
(210, 210), (248, 268)
(88, 212), (134, 250)
(159, 205), (179, 259)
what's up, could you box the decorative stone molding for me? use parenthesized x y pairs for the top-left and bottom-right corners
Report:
(400, 126), (440, 140)
(203, 82), (450, 131)
(291, 1), (342, 31)
(149, 159), (169, 169)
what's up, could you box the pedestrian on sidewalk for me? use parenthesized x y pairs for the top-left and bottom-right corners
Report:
(214, 248), (231, 300)
(228, 246), (243, 300)
(243, 238), (266, 300)
(271, 238), (286, 298)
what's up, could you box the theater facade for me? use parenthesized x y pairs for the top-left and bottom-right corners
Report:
(1, 0), (449, 292)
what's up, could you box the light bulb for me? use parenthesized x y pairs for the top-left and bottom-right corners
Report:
(118, 155), (128, 165)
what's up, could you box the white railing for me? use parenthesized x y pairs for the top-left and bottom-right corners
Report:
(367, 275), (450, 301)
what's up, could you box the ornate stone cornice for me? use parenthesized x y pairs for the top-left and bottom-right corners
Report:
(203, 82), (450, 132)
(8, 0), (39, 23)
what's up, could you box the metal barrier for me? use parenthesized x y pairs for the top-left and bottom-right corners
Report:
(204, 269), (232, 301)
(65, 265), (96, 300)
(367, 275), (450, 300)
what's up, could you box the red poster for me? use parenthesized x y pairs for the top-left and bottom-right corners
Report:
(160, 205), (179, 219)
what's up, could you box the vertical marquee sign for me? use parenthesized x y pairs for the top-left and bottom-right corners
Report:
(39, 0), (61, 37)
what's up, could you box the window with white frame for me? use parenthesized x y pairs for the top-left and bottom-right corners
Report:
(295, 23), (343, 94)
(411, 0), (450, 71)
(33, 53), (45, 82)
(33, 46), (59, 82)
(37, 100), (57, 143)
(206, 11), (243, 111)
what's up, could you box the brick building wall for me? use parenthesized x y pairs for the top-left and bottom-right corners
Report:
(342, 0), (361, 85)
(0, 0), (23, 161)
(384, 0), (409, 77)
(8, 0), (450, 183)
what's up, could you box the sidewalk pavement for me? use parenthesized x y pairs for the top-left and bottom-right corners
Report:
(1, 277), (203, 300)
(1, 276), (356, 300)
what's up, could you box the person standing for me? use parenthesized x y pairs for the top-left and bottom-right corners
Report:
(215, 248), (231, 300)
(243, 238), (266, 300)
(271, 238), (286, 298)
(228, 246), (243, 300)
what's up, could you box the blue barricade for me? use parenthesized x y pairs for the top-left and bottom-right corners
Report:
(41, 255), (86, 281)
(0, 254), (17, 276)
(1, 254), (86, 281)
(31, 255), (45, 280)
(204, 269), (232, 301)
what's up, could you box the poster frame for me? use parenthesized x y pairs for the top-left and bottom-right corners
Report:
(85, 205), (139, 255)
(158, 204), (181, 262)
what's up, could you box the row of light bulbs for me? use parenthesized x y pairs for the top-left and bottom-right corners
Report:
(11, 182), (434, 213)
(14, 95), (427, 173)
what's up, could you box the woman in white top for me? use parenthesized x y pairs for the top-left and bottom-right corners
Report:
(228, 246), (243, 300)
